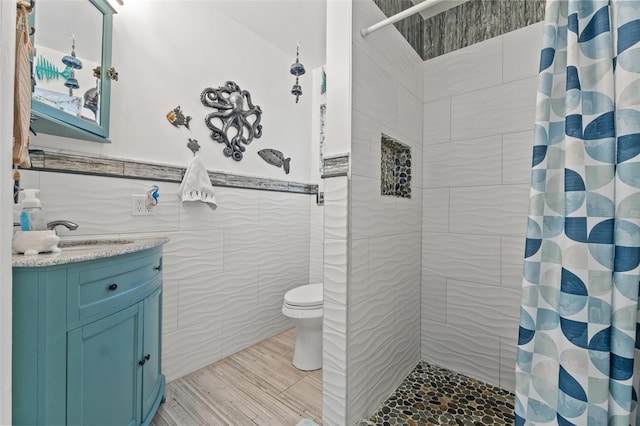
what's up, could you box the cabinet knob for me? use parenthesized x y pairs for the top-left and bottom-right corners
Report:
(108, 283), (118, 291)
(138, 353), (151, 366)
(153, 265), (162, 271)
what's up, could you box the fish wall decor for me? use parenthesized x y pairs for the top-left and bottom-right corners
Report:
(166, 105), (192, 129)
(258, 149), (291, 174)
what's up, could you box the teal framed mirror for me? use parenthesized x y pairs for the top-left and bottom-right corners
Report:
(30, 0), (115, 143)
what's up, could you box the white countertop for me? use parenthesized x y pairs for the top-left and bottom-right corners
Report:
(12, 237), (169, 268)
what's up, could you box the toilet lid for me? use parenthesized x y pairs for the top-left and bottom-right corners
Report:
(284, 283), (323, 307)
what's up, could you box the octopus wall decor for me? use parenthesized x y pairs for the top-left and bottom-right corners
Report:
(200, 81), (263, 161)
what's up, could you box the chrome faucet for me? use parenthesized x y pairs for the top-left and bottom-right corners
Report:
(47, 220), (79, 231)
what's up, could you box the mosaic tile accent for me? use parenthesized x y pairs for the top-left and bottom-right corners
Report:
(371, 0), (545, 60)
(380, 135), (411, 198)
(319, 104), (327, 175)
(360, 361), (515, 426)
(24, 149), (318, 195)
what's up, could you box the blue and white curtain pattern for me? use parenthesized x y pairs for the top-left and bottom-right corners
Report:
(515, 1), (640, 425)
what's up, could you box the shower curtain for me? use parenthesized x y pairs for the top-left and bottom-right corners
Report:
(515, 0), (640, 425)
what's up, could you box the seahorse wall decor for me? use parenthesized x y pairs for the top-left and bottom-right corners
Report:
(200, 81), (263, 161)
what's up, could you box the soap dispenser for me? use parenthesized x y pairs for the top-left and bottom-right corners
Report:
(21, 189), (47, 231)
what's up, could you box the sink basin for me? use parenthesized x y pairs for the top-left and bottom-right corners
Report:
(58, 239), (135, 251)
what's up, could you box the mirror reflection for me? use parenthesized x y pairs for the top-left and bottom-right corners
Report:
(33, 0), (103, 124)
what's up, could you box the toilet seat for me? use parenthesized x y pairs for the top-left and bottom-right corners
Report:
(284, 283), (322, 308)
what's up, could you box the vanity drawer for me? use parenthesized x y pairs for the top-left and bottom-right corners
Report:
(67, 249), (162, 323)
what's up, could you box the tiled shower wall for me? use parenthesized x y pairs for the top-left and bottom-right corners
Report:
(18, 169), (316, 382)
(421, 22), (543, 392)
(348, 1), (424, 423)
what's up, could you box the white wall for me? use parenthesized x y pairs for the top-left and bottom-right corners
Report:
(0, 1), (16, 423)
(32, 0), (314, 183)
(421, 22), (543, 392)
(19, 0), (325, 382)
(348, 1), (424, 423)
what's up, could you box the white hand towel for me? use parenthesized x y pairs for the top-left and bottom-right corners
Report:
(179, 155), (217, 210)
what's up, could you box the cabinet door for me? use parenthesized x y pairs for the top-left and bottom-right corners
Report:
(141, 287), (163, 421)
(67, 303), (143, 426)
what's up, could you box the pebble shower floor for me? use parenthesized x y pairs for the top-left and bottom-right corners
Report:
(360, 361), (514, 426)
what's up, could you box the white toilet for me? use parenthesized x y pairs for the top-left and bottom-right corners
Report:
(282, 283), (323, 371)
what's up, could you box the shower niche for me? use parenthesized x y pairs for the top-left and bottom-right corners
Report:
(380, 134), (411, 198)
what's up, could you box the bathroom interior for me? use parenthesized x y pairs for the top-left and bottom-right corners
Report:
(1, 0), (594, 424)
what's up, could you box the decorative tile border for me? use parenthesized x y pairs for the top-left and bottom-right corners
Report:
(322, 154), (349, 178)
(27, 150), (318, 195)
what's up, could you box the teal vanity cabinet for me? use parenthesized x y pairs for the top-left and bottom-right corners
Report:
(30, 0), (116, 142)
(12, 245), (165, 426)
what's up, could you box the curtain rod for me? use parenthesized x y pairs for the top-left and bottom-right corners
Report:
(360, 0), (451, 38)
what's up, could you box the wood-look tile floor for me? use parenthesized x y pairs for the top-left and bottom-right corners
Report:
(151, 328), (322, 426)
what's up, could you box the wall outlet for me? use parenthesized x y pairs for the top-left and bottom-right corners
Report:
(131, 195), (155, 216)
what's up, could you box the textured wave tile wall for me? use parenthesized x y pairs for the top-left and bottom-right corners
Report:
(424, 37), (502, 103)
(423, 232), (501, 285)
(163, 317), (224, 381)
(354, 8), (423, 106)
(37, 173), (181, 236)
(178, 186), (260, 231)
(451, 77), (537, 141)
(349, 1), (424, 422)
(423, 136), (502, 188)
(351, 175), (399, 239)
(499, 336), (518, 391)
(421, 21), (540, 392)
(324, 174), (349, 240)
(161, 229), (224, 281)
(501, 236), (527, 289)
(446, 279), (520, 339)
(421, 320), (501, 387)
(371, 0), (422, 59)
(27, 170), (314, 383)
(309, 198), (324, 283)
(322, 176), (349, 426)
(503, 130), (536, 185)
(449, 184), (530, 236)
(349, 232), (422, 422)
